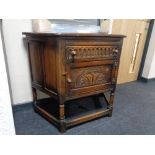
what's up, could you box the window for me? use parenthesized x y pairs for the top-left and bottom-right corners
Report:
(48, 19), (100, 26)
(48, 19), (101, 33)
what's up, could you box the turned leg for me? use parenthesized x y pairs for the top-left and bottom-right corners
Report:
(32, 88), (37, 112)
(32, 88), (37, 104)
(108, 91), (115, 117)
(59, 101), (66, 133)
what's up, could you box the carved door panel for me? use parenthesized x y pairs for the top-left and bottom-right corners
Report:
(65, 64), (113, 97)
(71, 66), (112, 88)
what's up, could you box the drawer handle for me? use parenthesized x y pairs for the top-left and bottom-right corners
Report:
(70, 50), (77, 55)
(113, 49), (119, 53)
(67, 78), (72, 83)
(68, 50), (77, 62)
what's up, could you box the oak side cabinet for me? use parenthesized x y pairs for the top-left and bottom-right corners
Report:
(23, 32), (125, 132)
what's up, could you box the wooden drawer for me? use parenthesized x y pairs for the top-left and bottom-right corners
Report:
(65, 45), (119, 63)
(64, 38), (121, 63)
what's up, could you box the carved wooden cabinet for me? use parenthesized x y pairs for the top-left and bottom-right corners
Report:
(23, 32), (125, 132)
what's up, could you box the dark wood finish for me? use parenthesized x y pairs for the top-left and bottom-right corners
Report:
(23, 32), (125, 132)
(23, 32), (125, 37)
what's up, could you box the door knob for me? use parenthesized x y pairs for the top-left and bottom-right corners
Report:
(62, 72), (72, 83)
(67, 78), (72, 83)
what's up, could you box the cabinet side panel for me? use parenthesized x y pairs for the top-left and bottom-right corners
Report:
(43, 42), (57, 92)
(29, 42), (43, 87)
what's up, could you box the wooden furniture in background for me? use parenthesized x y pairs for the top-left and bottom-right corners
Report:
(23, 32), (125, 132)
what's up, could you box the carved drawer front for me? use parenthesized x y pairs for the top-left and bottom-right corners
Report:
(66, 65), (112, 97)
(66, 45), (119, 63)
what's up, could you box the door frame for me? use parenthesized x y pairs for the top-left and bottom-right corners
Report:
(138, 19), (154, 80)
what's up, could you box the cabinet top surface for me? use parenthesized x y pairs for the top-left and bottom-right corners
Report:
(23, 32), (125, 38)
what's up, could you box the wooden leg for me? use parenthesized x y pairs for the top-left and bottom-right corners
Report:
(59, 103), (66, 133)
(107, 91), (115, 117)
(32, 88), (37, 112)
(108, 109), (113, 117)
(32, 88), (37, 103)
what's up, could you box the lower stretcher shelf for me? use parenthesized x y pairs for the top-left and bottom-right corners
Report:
(33, 94), (111, 131)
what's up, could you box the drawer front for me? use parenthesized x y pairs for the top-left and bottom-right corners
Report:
(66, 45), (119, 63)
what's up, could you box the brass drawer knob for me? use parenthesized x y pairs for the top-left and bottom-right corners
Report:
(70, 50), (77, 55)
(113, 49), (119, 53)
(68, 50), (77, 62)
(67, 78), (72, 83)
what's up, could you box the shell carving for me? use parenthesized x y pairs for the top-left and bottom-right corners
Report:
(71, 66), (111, 88)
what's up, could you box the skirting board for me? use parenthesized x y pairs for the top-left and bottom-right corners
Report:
(140, 77), (155, 83)
(12, 101), (33, 112)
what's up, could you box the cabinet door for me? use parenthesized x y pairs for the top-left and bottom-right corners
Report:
(64, 39), (122, 99)
(66, 46), (119, 97)
(65, 64), (113, 98)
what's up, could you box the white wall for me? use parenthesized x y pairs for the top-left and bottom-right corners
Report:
(2, 19), (155, 106)
(148, 51), (155, 78)
(142, 20), (155, 79)
(0, 20), (15, 134)
(2, 19), (33, 105)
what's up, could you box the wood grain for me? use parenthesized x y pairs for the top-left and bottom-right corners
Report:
(24, 32), (124, 132)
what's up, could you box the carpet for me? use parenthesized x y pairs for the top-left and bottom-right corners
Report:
(13, 81), (155, 135)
